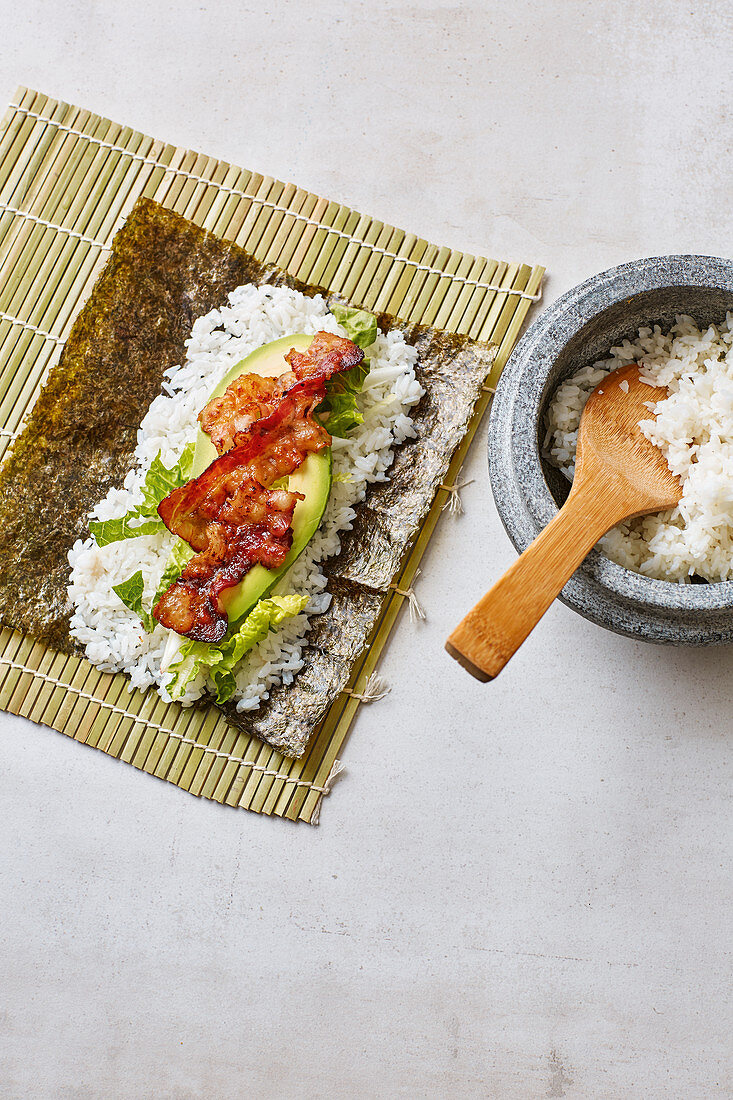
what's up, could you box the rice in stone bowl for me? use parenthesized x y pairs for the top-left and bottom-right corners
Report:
(544, 313), (733, 583)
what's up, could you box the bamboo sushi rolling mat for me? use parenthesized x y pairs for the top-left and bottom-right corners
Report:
(0, 87), (544, 824)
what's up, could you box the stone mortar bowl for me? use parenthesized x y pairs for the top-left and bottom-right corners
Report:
(488, 254), (733, 645)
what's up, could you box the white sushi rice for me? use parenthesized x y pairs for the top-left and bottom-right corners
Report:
(544, 313), (733, 583)
(68, 285), (424, 707)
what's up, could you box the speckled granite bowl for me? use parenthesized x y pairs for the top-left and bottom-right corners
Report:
(489, 255), (733, 644)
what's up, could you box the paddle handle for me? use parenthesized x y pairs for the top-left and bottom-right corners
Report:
(445, 483), (622, 681)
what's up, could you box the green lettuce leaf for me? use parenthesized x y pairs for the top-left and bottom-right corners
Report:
(163, 638), (223, 700)
(111, 537), (193, 636)
(330, 302), (378, 349)
(90, 514), (165, 547)
(209, 594), (309, 703)
(165, 594), (309, 703)
(314, 304), (377, 436)
(317, 360), (370, 438)
(112, 571), (155, 632)
(138, 442), (195, 515)
(89, 442), (195, 546)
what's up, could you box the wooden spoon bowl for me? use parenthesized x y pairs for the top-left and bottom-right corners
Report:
(446, 364), (682, 681)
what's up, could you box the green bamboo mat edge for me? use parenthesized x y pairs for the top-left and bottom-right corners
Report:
(0, 86), (545, 823)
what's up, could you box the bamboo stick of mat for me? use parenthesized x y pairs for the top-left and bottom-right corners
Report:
(0, 87), (544, 822)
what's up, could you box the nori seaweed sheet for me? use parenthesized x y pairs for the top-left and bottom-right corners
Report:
(0, 198), (494, 757)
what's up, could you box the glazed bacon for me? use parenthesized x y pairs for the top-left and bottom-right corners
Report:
(198, 331), (364, 457)
(159, 390), (331, 552)
(199, 373), (281, 456)
(284, 330), (364, 384)
(153, 331), (363, 642)
(153, 416), (330, 640)
(153, 483), (302, 643)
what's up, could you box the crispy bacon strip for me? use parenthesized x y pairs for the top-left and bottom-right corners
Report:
(159, 393), (331, 551)
(154, 399), (329, 640)
(153, 484), (301, 642)
(198, 331), (364, 456)
(284, 330), (364, 383)
(199, 373), (280, 456)
(154, 331), (363, 642)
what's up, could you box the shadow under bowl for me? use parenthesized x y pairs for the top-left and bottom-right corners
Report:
(488, 254), (733, 645)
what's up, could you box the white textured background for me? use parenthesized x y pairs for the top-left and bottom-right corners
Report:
(1, 2), (731, 1097)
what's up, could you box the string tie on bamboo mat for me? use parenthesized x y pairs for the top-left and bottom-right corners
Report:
(0, 202), (110, 248)
(482, 383), (496, 394)
(440, 478), (475, 516)
(341, 673), (390, 703)
(310, 759), (346, 826)
(0, 310), (65, 344)
(389, 569), (426, 622)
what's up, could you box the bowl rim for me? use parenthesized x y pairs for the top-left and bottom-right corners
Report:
(488, 253), (733, 633)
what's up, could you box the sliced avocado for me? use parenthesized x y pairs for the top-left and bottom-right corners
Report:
(162, 333), (332, 633)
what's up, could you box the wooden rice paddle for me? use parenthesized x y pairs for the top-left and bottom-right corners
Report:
(446, 365), (683, 681)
